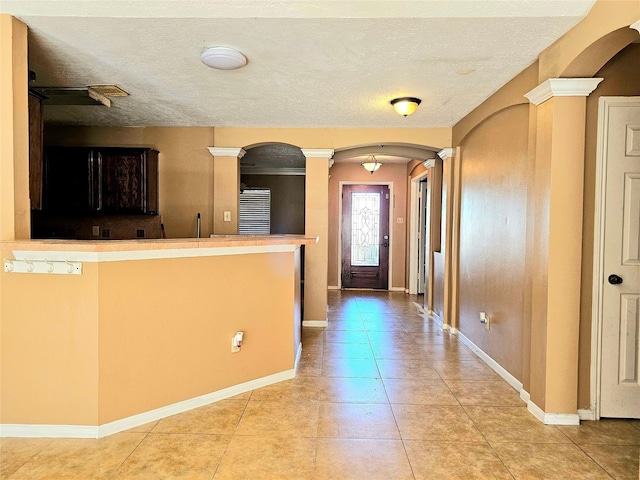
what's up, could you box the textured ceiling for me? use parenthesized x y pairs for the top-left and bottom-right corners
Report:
(1, 0), (595, 128)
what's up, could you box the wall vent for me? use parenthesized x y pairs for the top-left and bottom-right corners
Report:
(239, 189), (270, 235)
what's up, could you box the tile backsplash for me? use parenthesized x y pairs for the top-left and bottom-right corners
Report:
(31, 211), (162, 240)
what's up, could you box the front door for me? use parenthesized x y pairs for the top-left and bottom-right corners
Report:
(600, 97), (640, 418)
(341, 184), (390, 289)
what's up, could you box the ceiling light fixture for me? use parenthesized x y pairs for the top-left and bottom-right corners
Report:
(201, 46), (247, 70)
(361, 155), (382, 174)
(390, 97), (421, 117)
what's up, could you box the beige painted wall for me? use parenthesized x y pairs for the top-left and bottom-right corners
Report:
(97, 253), (296, 424)
(538, 0), (640, 81)
(327, 162), (408, 290)
(457, 104), (530, 381)
(304, 154), (331, 321)
(1, 247), (100, 425)
(45, 126), (215, 239)
(1, 249), (298, 426)
(0, 15), (29, 241)
(449, 0), (640, 414)
(214, 127), (451, 152)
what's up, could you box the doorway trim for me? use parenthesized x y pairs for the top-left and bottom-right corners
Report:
(589, 96), (640, 421)
(408, 170), (429, 294)
(338, 181), (394, 290)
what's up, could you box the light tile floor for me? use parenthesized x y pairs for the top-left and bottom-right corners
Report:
(2, 290), (639, 479)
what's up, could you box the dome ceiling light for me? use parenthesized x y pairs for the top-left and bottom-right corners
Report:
(201, 46), (247, 70)
(390, 97), (421, 117)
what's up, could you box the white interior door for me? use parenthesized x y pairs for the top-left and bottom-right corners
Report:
(600, 97), (640, 418)
(417, 180), (428, 294)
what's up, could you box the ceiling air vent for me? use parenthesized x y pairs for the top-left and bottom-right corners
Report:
(89, 85), (130, 97)
(29, 85), (129, 107)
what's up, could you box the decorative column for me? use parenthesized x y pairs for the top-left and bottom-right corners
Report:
(207, 147), (245, 235)
(0, 15), (29, 241)
(438, 148), (456, 331)
(301, 149), (334, 327)
(525, 77), (602, 423)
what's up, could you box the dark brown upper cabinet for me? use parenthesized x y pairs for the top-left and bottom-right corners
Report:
(43, 147), (159, 215)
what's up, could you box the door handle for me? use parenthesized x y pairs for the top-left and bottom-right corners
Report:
(608, 274), (623, 285)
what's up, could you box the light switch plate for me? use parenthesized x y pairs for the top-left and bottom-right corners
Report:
(224, 211), (231, 222)
(92, 226), (100, 236)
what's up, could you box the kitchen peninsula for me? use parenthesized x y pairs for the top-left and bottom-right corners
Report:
(0, 235), (316, 438)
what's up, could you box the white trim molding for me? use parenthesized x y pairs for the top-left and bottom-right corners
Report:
(578, 409), (596, 421)
(527, 401), (581, 425)
(437, 148), (455, 160)
(301, 148), (334, 159)
(207, 147), (246, 159)
(524, 78), (603, 106)
(423, 158), (436, 168)
(12, 244), (298, 264)
(302, 320), (328, 328)
(456, 331), (524, 392)
(294, 342), (303, 372)
(0, 368), (296, 439)
(631, 19), (640, 33)
(454, 333), (581, 425)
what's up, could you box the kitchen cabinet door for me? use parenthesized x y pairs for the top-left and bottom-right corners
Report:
(43, 147), (95, 213)
(97, 148), (158, 214)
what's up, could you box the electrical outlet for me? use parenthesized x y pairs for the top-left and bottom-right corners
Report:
(480, 312), (490, 330)
(92, 225), (100, 236)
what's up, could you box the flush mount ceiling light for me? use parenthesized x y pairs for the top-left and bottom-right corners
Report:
(361, 155), (382, 174)
(390, 97), (422, 117)
(200, 46), (247, 70)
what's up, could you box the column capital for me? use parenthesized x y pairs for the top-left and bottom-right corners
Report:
(207, 147), (246, 159)
(301, 148), (334, 159)
(525, 78), (603, 106)
(437, 148), (455, 160)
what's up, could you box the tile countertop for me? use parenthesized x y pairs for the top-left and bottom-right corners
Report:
(2, 235), (318, 253)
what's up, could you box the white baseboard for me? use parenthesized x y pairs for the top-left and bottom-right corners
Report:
(527, 400), (580, 425)
(578, 409), (596, 421)
(0, 368), (296, 439)
(519, 389), (581, 425)
(455, 333), (579, 425)
(302, 320), (328, 327)
(456, 331), (523, 393)
(328, 285), (339, 290)
(413, 302), (425, 315)
(390, 287), (405, 292)
(0, 424), (98, 439)
(294, 342), (303, 372)
(431, 313), (443, 329)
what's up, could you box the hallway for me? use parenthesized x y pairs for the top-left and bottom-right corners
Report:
(1, 291), (639, 479)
